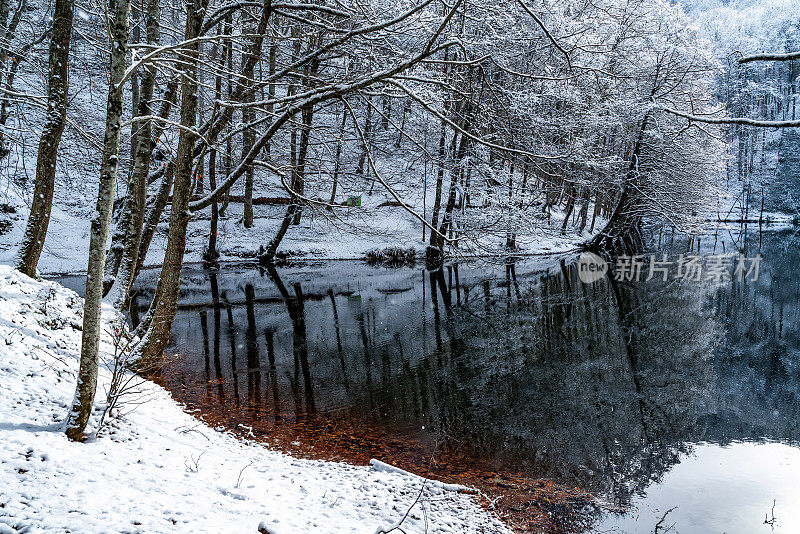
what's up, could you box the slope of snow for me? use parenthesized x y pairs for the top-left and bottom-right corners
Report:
(0, 265), (510, 534)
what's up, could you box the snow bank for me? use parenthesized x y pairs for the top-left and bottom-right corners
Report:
(0, 186), (585, 275)
(0, 266), (510, 534)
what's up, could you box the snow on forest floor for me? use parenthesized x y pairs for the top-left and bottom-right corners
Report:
(0, 184), (588, 275)
(0, 265), (511, 533)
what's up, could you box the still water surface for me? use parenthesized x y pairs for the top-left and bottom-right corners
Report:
(54, 229), (800, 532)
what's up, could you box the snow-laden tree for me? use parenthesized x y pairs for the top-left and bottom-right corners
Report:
(5, 0), (732, 390)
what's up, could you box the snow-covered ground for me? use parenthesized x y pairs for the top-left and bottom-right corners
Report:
(0, 265), (510, 533)
(0, 184), (588, 275)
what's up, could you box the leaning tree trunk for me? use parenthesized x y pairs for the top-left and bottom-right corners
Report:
(65, 0), (131, 441)
(133, 161), (174, 282)
(105, 76), (177, 294)
(105, 0), (161, 309)
(260, 100), (315, 262)
(262, 197), (296, 262)
(585, 114), (650, 255)
(132, 0), (211, 368)
(260, 43), (322, 262)
(15, 0), (75, 277)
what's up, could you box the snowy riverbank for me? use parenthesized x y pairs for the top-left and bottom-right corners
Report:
(0, 265), (510, 533)
(0, 185), (590, 275)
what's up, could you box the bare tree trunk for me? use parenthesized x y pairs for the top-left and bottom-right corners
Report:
(438, 131), (468, 251)
(133, 0), (212, 367)
(586, 113), (650, 253)
(134, 162), (174, 281)
(106, 0), (161, 309)
(0, 0), (30, 158)
(220, 12), (233, 217)
(194, 40), (205, 196)
(0, 0), (10, 56)
(328, 106), (347, 208)
(127, 77), (179, 286)
(263, 205), (295, 261)
(428, 120), (446, 257)
(104, 75), (177, 292)
(506, 158), (515, 249)
(290, 102), (313, 225)
(265, 39), (276, 158)
(561, 181), (575, 234)
(129, 0), (140, 163)
(65, 0), (132, 441)
(290, 36), (320, 226)
(356, 96), (372, 178)
(103, 200), (130, 290)
(286, 26), (301, 225)
(205, 147), (219, 261)
(241, 22), (255, 228)
(16, 0), (75, 277)
(590, 191), (601, 234)
(381, 91), (390, 129)
(577, 186), (590, 234)
(204, 35), (223, 263)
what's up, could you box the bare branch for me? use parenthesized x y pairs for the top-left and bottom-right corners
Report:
(516, 0), (571, 69)
(660, 105), (800, 128)
(739, 51), (800, 64)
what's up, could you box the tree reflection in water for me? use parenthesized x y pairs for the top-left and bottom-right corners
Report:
(139, 230), (800, 532)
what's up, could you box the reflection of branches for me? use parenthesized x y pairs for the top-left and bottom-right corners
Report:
(653, 506), (677, 533)
(455, 303), (500, 334)
(764, 499), (777, 529)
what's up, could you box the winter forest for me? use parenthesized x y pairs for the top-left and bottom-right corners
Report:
(2, 0), (800, 532)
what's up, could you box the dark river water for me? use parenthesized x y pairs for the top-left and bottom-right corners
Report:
(53, 227), (800, 532)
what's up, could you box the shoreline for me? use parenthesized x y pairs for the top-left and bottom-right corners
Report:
(38, 248), (585, 278)
(154, 364), (612, 533)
